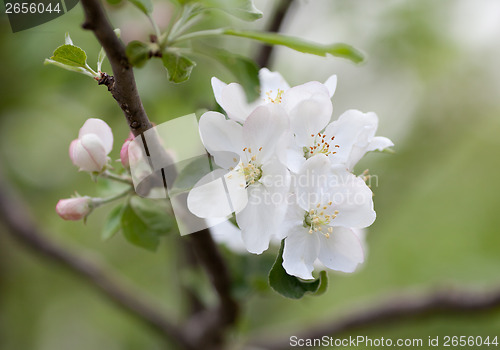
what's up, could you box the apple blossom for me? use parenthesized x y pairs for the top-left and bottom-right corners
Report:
(287, 109), (394, 172)
(187, 104), (291, 254)
(211, 68), (337, 123)
(56, 197), (92, 221)
(279, 154), (375, 280)
(69, 118), (114, 172)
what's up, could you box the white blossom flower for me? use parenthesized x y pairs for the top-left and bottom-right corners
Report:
(279, 154), (376, 279)
(211, 68), (337, 123)
(187, 104), (291, 254)
(69, 118), (113, 172)
(287, 109), (394, 173)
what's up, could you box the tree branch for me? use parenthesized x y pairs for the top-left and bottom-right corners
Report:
(248, 287), (500, 350)
(79, 0), (239, 347)
(0, 173), (195, 350)
(80, 0), (151, 135)
(255, 0), (296, 68)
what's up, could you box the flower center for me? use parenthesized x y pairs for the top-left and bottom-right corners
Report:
(304, 132), (340, 159)
(264, 89), (284, 104)
(237, 147), (263, 187)
(303, 201), (339, 238)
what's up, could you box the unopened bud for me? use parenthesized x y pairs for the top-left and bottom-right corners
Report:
(56, 197), (92, 221)
(69, 118), (113, 173)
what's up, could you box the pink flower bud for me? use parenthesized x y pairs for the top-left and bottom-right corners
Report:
(56, 197), (92, 221)
(120, 133), (134, 169)
(70, 118), (114, 172)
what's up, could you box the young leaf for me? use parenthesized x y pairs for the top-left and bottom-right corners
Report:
(97, 49), (106, 72)
(214, 50), (260, 101)
(126, 41), (151, 68)
(126, 41), (150, 67)
(162, 52), (196, 83)
(269, 240), (328, 299)
(44, 59), (95, 78)
(102, 204), (125, 240)
(65, 32), (73, 45)
(129, 197), (174, 233)
(224, 29), (365, 64)
(50, 44), (88, 67)
(128, 0), (153, 15)
(203, 0), (262, 21)
(121, 203), (160, 251)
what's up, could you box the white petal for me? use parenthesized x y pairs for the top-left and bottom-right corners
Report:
(289, 96), (333, 146)
(318, 227), (364, 273)
(242, 104), (288, 164)
(324, 110), (378, 170)
(74, 134), (107, 172)
(286, 146), (306, 174)
(367, 136), (394, 152)
(199, 111), (243, 168)
(295, 154), (332, 211)
(352, 227), (368, 257)
(211, 77), (227, 109)
(259, 68), (290, 100)
(324, 74), (338, 98)
(260, 161), (290, 197)
(187, 169), (241, 218)
(236, 184), (281, 254)
(277, 200), (305, 240)
(282, 226), (320, 280)
(282, 81), (330, 114)
(327, 165), (376, 228)
(225, 169), (249, 214)
(220, 83), (256, 123)
(78, 118), (113, 154)
(341, 136), (393, 174)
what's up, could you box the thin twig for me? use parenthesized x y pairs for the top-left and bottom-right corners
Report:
(248, 287), (500, 350)
(0, 172), (195, 350)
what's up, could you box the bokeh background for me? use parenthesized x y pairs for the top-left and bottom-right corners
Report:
(1, 0), (500, 349)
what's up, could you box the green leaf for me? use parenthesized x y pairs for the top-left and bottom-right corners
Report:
(126, 41), (151, 68)
(50, 44), (88, 67)
(202, 0), (262, 21)
(129, 197), (174, 233)
(121, 203), (160, 251)
(128, 0), (153, 14)
(224, 29), (365, 64)
(102, 204), (125, 240)
(162, 52), (196, 83)
(44, 59), (95, 78)
(269, 240), (328, 299)
(214, 50), (260, 101)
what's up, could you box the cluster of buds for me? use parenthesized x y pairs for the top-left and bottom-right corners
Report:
(57, 118), (135, 221)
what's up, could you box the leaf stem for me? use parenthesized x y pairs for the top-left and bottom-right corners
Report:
(148, 15), (162, 40)
(170, 29), (224, 44)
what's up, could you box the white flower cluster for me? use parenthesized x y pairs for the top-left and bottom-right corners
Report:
(188, 69), (393, 279)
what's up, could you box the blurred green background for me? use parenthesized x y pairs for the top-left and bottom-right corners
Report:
(1, 0), (500, 349)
